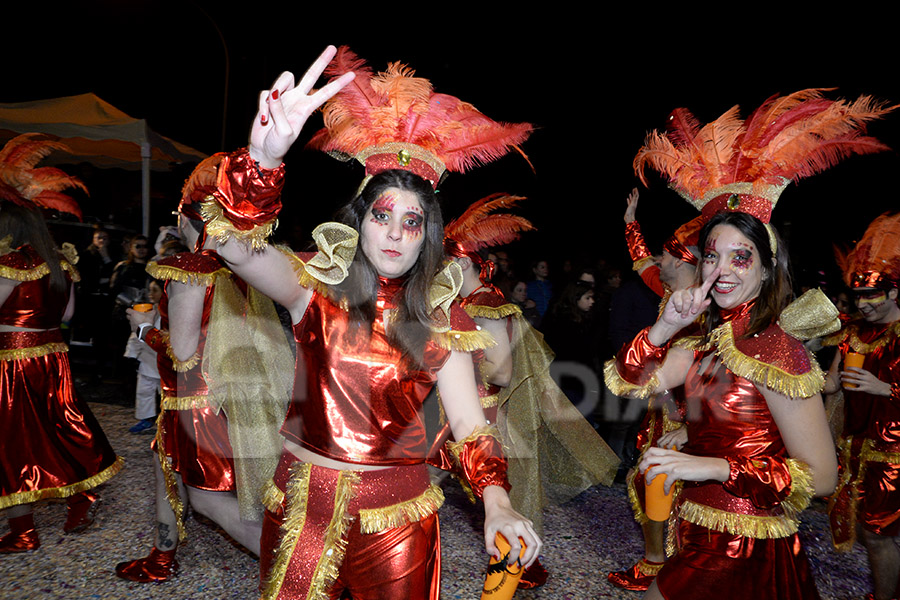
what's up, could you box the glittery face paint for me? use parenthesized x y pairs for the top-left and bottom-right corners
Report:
(701, 224), (764, 310)
(361, 187), (427, 279)
(854, 289), (899, 323)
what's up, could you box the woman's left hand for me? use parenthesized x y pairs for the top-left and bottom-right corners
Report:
(638, 447), (730, 494)
(248, 46), (355, 169)
(482, 486), (542, 568)
(841, 367), (893, 396)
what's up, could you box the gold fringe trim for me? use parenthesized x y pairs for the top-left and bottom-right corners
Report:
(0, 455), (124, 510)
(160, 395), (210, 411)
(822, 320), (900, 352)
(463, 303), (522, 320)
(359, 483), (445, 534)
(430, 328), (497, 352)
(154, 412), (187, 541)
(165, 344), (201, 372)
(710, 322), (824, 399)
(0, 261), (50, 281)
(446, 424), (504, 465)
(262, 462), (311, 600)
(603, 358), (660, 400)
(860, 437), (900, 465)
(0, 342), (67, 361)
(480, 393), (500, 409)
(261, 479), (286, 514)
(626, 466), (649, 525)
(61, 261), (80, 283)
(828, 436), (860, 552)
(201, 196), (277, 251)
(666, 509), (678, 558)
(673, 335), (709, 351)
(308, 470), (360, 600)
(781, 459), (814, 520)
(678, 499), (799, 539)
(633, 256), (656, 273)
(146, 261), (230, 287)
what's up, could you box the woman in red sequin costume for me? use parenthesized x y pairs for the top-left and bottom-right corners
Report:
(0, 195), (122, 553)
(207, 47), (541, 599)
(609, 211), (837, 599)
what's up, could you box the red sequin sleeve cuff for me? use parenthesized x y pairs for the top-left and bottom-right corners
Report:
(625, 221), (653, 263)
(618, 327), (669, 386)
(201, 148), (286, 250)
(143, 327), (167, 355)
(722, 455), (792, 510)
(447, 426), (510, 500)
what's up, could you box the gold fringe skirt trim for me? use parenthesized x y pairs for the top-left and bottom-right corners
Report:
(603, 359), (661, 400)
(307, 470), (360, 600)
(358, 483), (444, 534)
(261, 478), (286, 514)
(828, 436), (862, 552)
(463, 303), (522, 320)
(154, 412), (187, 541)
(0, 342), (67, 361)
(146, 261), (230, 287)
(262, 462), (312, 600)
(161, 395), (210, 411)
(710, 322), (824, 399)
(0, 455), (124, 510)
(677, 499), (799, 539)
(200, 196), (277, 251)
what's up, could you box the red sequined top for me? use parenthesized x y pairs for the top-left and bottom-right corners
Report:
(0, 245), (74, 330)
(145, 252), (230, 399)
(284, 278), (479, 466)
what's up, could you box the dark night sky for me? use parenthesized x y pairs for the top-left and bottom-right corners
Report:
(5, 3), (900, 289)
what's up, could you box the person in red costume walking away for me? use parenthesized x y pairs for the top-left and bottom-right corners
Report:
(0, 134), (123, 553)
(825, 212), (900, 600)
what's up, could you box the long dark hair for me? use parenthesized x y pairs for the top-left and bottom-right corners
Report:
(698, 211), (793, 339)
(0, 203), (68, 293)
(333, 169), (444, 363)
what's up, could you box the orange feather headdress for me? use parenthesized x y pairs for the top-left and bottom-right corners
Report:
(837, 212), (900, 290)
(0, 133), (86, 219)
(634, 89), (894, 224)
(308, 47), (533, 189)
(444, 193), (534, 284)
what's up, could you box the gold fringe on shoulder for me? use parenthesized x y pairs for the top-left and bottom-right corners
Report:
(464, 303), (522, 320)
(711, 322), (825, 399)
(359, 484), (444, 534)
(261, 479), (286, 515)
(0, 342), (67, 361)
(160, 395), (210, 411)
(0, 456), (124, 510)
(61, 261), (80, 282)
(603, 359), (661, 400)
(154, 413), (187, 541)
(850, 321), (900, 354)
(0, 261), (50, 282)
(308, 471), (359, 600)
(146, 261), (229, 287)
(201, 195), (277, 251)
(274, 245), (330, 298)
(678, 499), (799, 539)
(165, 345), (201, 373)
(261, 462), (311, 600)
(430, 327), (497, 352)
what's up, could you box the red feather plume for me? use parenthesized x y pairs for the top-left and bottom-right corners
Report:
(445, 193), (534, 253)
(0, 134), (85, 219)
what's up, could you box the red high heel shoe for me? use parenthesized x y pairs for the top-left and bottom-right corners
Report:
(115, 547), (179, 582)
(607, 557), (664, 591)
(0, 513), (41, 553)
(64, 491), (100, 534)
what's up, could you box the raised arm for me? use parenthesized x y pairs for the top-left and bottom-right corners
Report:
(436, 351), (542, 568)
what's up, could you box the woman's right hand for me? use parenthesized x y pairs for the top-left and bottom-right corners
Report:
(248, 46), (356, 169)
(649, 268), (719, 345)
(623, 187), (639, 224)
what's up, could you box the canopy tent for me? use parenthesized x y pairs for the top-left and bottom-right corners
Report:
(0, 93), (207, 235)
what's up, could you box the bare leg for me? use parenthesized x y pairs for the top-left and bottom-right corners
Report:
(643, 579), (665, 600)
(186, 487), (261, 556)
(862, 528), (900, 600)
(5, 503), (33, 519)
(153, 455), (184, 551)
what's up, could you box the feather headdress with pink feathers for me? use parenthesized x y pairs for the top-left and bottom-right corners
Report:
(308, 47), (533, 189)
(0, 133), (85, 219)
(634, 88), (894, 223)
(837, 212), (900, 289)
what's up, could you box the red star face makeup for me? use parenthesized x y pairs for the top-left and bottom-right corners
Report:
(361, 188), (426, 279)
(701, 224), (764, 310)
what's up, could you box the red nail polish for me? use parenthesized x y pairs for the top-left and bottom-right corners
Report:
(260, 114), (268, 126)
(272, 89), (280, 100)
